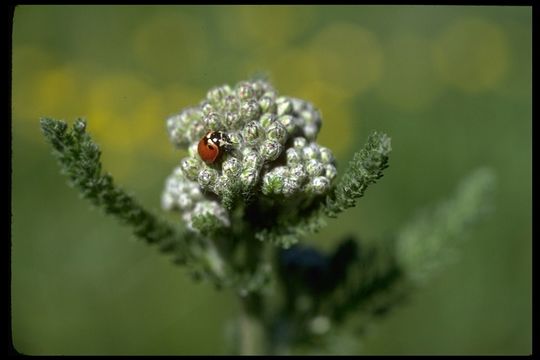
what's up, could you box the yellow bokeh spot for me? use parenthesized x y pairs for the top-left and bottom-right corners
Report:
(86, 73), (162, 150)
(307, 23), (384, 95)
(33, 66), (88, 120)
(12, 46), (58, 126)
(132, 11), (208, 83)
(12, 45), (90, 141)
(376, 32), (442, 111)
(217, 6), (316, 55)
(433, 17), (509, 93)
(247, 48), (320, 97)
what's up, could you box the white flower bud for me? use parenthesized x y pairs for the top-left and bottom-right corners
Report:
(236, 81), (255, 100)
(306, 159), (324, 177)
(278, 115), (297, 134)
(304, 124), (319, 140)
(192, 201), (230, 227)
(213, 176), (232, 196)
(240, 169), (258, 189)
(282, 178), (301, 197)
(161, 192), (175, 211)
(259, 96), (277, 114)
(207, 85), (231, 104)
(177, 193), (193, 210)
(204, 112), (223, 129)
(276, 97), (293, 116)
(222, 157), (242, 178)
(293, 137), (308, 149)
(223, 111), (241, 129)
(200, 101), (215, 116)
(290, 98), (305, 113)
(223, 95), (240, 113)
(240, 99), (261, 122)
(262, 90), (277, 100)
(319, 147), (335, 164)
(259, 113), (277, 128)
(302, 144), (320, 160)
(289, 164), (307, 183)
(187, 122), (206, 144)
(286, 148), (302, 164)
(266, 122), (288, 145)
(262, 166), (288, 194)
(163, 78), (339, 230)
(198, 168), (218, 189)
(251, 80), (267, 98)
(242, 121), (262, 144)
(309, 176), (330, 194)
(227, 131), (243, 147)
(261, 140), (283, 162)
(324, 164), (338, 180)
(181, 157), (201, 181)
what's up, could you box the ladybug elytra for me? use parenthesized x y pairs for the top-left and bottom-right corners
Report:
(197, 131), (231, 164)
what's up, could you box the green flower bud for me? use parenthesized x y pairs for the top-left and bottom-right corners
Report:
(276, 97), (293, 116)
(242, 121), (262, 144)
(262, 167), (288, 195)
(278, 115), (296, 134)
(309, 176), (330, 194)
(187, 122), (206, 144)
(201, 101), (216, 117)
(293, 137), (308, 149)
(303, 123), (319, 141)
(204, 112), (223, 130)
(324, 164), (338, 180)
(283, 178), (301, 197)
(207, 85), (232, 104)
(306, 159), (324, 177)
(240, 169), (258, 189)
(289, 164), (308, 183)
(259, 113), (277, 128)
(236, 81), (256, 100)
(303, 144), (320, 160)
(181, 157), (201, 181)
(242, 148), (260, 165)
(251, 80), (267, 98)
(223, 111), (241, 129)
(319, 147), (335, 164)
(191, 201), (230, 229)
(227, 131), (243, 147)
(223, 95), (240, 113)
(198, 168), (218, 189)
(163, 78), (339, 232)
(286, 148), (303, 165)
(266, 122), (288, 145)
(262, 89), (277, 100)
(222, 157), (242, 178)
(177, 193), (194, 210)
(261, 140), (283, 162)
(259, 96), (277, 114)
(291, 98), (305, 113)
(240, 99), (261, 122)
(262, 172), (284, 195)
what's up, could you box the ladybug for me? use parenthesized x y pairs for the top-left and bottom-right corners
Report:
(197, 131), (231, 164)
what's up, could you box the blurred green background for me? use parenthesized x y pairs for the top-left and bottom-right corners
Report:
(11, 5), (531, 355)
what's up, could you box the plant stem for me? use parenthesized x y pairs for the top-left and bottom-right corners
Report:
(238, 293), (264, 355)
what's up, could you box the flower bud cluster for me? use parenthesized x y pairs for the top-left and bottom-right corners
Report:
(162, 167), (229, 232)
(163, 79), (337, 230)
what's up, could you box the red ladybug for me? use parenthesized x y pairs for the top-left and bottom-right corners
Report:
(197, 131), (231, 164)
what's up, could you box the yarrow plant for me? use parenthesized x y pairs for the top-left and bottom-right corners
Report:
(162, 79), (337, 235)
(40, 77), (495, 355)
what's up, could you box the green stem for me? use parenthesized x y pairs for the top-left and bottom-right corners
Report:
(238, 293), (264, 355)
